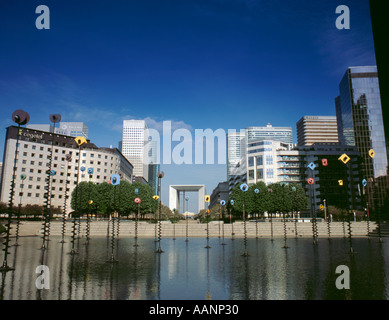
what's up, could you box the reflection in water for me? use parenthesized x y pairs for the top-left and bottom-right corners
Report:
(0, 236), (388, 300)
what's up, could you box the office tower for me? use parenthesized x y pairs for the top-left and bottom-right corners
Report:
(335, 66), (388, 210)
(246, 123), (293, 144)
(27, 122), (89, 138)
(296, 116), (339, 146)
(226, 130), (246, 180)
(0, 126), (133, 214)
(147, 139), (159, 194)
(121, 120), (149, 182)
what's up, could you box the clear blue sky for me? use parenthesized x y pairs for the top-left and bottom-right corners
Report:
(0, 0), (377, 212)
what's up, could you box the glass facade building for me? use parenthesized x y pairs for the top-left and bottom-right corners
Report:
(335, 66), (388, 210)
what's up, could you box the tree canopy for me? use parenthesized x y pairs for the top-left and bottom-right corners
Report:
(229, 182), (308, 218)
(70, 181), (158, 217)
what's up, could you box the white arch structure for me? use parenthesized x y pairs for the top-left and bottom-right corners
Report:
(169, 185), (206, 213)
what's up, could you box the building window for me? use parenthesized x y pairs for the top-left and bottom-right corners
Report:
(249, 170), (254, 180)
(248, 157), (254, 167)
(256, 156), (263, 166)
(257, 169), (263, 179)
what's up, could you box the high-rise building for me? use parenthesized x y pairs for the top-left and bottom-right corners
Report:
(296, 116), (338, 146)
(147, 139), (159, 194)
(121, 120), (149, 182)
(0, 126), (133, 215)
(226, 130), (246, 180)
(27, 122), (89, 138)
(335, 66), (388, 210)
(246, 123), (293, 144)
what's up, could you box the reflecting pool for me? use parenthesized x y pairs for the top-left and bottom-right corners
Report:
(1, 236), (388, 300)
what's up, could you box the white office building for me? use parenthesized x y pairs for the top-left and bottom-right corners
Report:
(0, 126), (133, 215)
(121, 120), (149, 182)
(246, 140), (301, 186)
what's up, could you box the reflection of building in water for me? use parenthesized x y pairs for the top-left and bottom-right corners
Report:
(167, 247), (178, 280)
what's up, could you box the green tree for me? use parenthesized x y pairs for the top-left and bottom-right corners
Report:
(0, 202), (7, 214)
(250, 181), (271, 217)
(95, 182), (113, 216)
(22, 204), (43, 218)
(289, 182), (308, 214)
(70, 181), (100, 215)
(125, 182), (158, 218)
(267, 183), (292, 214)
(229, 183), (252, 219)
(210, 203), (223, 220)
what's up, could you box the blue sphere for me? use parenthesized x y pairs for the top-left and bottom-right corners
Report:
(240, 183), (249, 192)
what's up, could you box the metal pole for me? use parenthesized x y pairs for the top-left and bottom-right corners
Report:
(1, 124), (22, 272)
(185, 198), (189, 242)
(156, 171), (164, 253)
(14, 179), (24, 247)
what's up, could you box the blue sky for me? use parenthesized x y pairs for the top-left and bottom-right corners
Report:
(0, 0), (377, 212)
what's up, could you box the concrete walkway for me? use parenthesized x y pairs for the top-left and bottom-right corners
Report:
(6, 219), (378, 238)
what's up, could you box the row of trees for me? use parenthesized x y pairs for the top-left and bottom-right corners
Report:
(199, 182), (308, 222)
(70, 181), (174, 219)
(0, 202), (62, 219)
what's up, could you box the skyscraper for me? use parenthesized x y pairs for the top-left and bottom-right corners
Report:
(226, 130), (245, 180)
(147, 139), (159, 194)
(121, 120), (149, 182)
(335, 66), (388, 210)
(296, 116), (338, 146)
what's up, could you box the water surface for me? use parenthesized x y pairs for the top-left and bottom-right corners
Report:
(1, 236), (388, 300)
